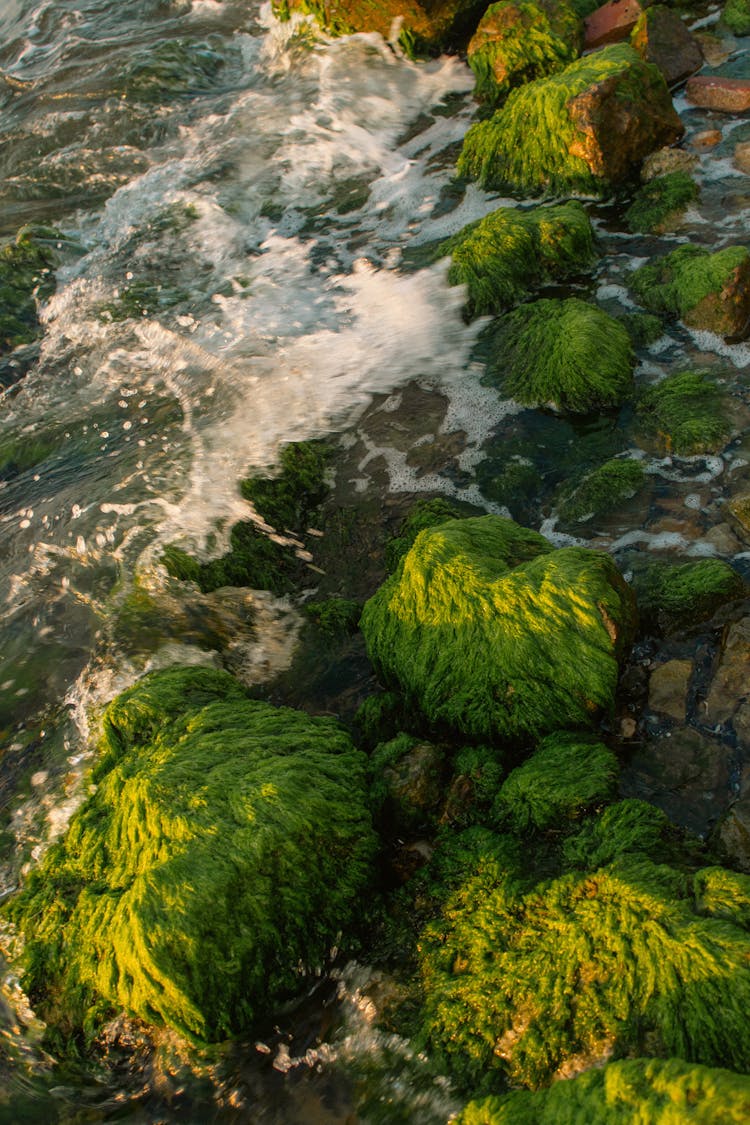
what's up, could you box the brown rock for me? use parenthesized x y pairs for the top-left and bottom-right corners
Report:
(641, 146), (698, 181)
(567, 62), (684, 184)
(704, 616), (750, 724)
(648, 658), (692, 721)
(630, 5), (703, 86)
(717, 764), (750, 872)
(584, 0), (643, 49)
(729, 494), (750, 536)
(704, 522), (743, 556)
(686, 75), (750, 114)
(276, 0), (488, 54)
(691, 129), (723, 150)
(693, 32), (733, 69)
(735, 141), (750, 175)
(683, 253), (750, 339)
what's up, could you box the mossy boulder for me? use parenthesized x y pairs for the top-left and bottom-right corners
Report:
(484, 298), (635, 413)
(723, 0), (750, 36)
(625, 171), (698, 234)
(272, 0), (488, 57)
(360, 515), (636, 744)
(0, 225), (60, 356)
(636, 370), (730, 456)
(4, 667), (376, 1044)
(440, 201), (595, 319)
(467, 1), (581, 107)
(456, 1057), (750, 1123)
(557, 458), (646, 524)
(631, 557), (746, 635)
(418, 842), (750, 1089)
(629, 244), (750, 338)
(493, 731), (619, 832)
(458, 45), (683, 196)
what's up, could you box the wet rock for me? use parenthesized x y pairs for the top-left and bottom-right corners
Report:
(630, 6), (703, 87)
(717, 765), (750, 871)
(735, 141), (750, 174)
(691, 129), (723, 150)
(372, 733), (445, 834)
(694, 32), (733, 68)
(704, 522), (743, 556)
(686, 76), (750, 114)
(648, 658), (692, 721)
(630, 246), (750, 339)
(729, 493), (750, 536)
(704, 616), (750, 724)
(734, 700), (750, 747)
(584, 0), (642, 49)
(641, 146), (698, 181)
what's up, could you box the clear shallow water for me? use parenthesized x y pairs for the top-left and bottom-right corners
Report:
(0, 0), (749, 1119)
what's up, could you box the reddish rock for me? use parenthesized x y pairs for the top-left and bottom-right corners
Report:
(691, 129), (723, 150)
(630, 5), (703, 86)
(686, 75), (750, 113)
(584, 0), (642, 49)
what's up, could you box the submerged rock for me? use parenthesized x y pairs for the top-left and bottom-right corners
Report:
(456, 1057), (750, 1123)
(439, 201), (596, 319)
(360, 515), (635, 743)
(636, 370), (730, 457)
(458, 45), (683, 196)
(556, 458), (646, 524)
(485, 298), (635, 413)
(467, 0), (581, 106)
(4, 667), (376, 1044)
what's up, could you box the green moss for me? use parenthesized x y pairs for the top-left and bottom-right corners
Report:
(625, 172), (699, 234)
(620, 311), (664, 348)
(418, 849), (750, 1089)
(385, 497), (461, 572)
(122, 39), (226, 102)
(302, 597), (361, 638)
(0, 225), (60, 355)
(4, 667), (376, 1045)
(723, 0), (750, 35)
(445, 745), (506, 827)
(629, 244), (750, 331)
(361, 515), (635, 744)
(695, 867), (750, 929)
(478, 457), (542, 519)
(467, 1), (581, 107)
(354, 691), (411, 751)
(562, 799), (674, 870)
(458, 45), (673, 195)
(456, 1058), (750, 1123)
(485, 298), (635, 413)
(637, 370), (730, 456)
(370, 733), (445, 833)
(557, 459), (646, 523)
(493, 732), (618, 833)
(631, 557), (745, 635)
(98, 280), (189, 322)
(240, 440), (330, 529)
(440, 201), (595, 319)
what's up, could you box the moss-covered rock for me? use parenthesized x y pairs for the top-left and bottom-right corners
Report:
(562, 798), (673, 869)
(456, 1057), (750, 1123)
(625, 171), (698, 234)
(272, 0), (488, 57)
(458, 45), (683, 196)
(629, 244), (750, 338)
(619, 310), (664, 348)
(557, 458), (646, 523)
(493, 731), (618, 832)
(0, 225), (60, 356)
(4, 667), (376, 1044)
(484, 298), (635, 413)
(631, 557), (745, 635)
(636, 370), (730, 456)
(370, 732), (445, 834)
(360, 515), (635, 744)
(723, 0), (750, 36)
(384, 496), (461, 572)
(302, 596), (361, 638)
(467, 1), (581, 107)
(440, 201), (595, 319)
(418, 842), (750, 1089)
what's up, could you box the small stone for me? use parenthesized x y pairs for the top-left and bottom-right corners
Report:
(641, 146), (698, 181)
(686, 76), (750, 114)
(735, 141), (750, 174)
(704, 522), (743, 556)
(704, 616), (750, 724)
(694, 32), (733, 68)
(585, 0), (643, 49)
(691, 129), (724, 150)
(728, 494), (750, 535)
(620, 716), (637, 738)
(648, 659), (693, 721)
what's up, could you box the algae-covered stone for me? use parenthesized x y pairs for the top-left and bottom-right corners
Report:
(723, 0), (750, 36)
(418, 844), (750, 1088)
(493, 731), (618, 832)
(4, 667), (376, 1043)
(467, 1), (581, 106)
(636, 370), (730, 456)
(0, 225), (60, 356)
(557, 458), (645, 523)
(458, 45), (683, 196)
(632, 557), (745, 634)
(629, 244), (750, 338)
(561, 798), (673, 869)
(360, 515), (635, 743)
(440, 201), (595, 319)
(272, 0), (488, 56)
(485, 298), (635, 413)
(370, 732), (445, 834)
(456, 1058), (750, 1123)
(625, 171), (698, 234)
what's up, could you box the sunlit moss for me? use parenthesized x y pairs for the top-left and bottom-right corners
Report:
(467, 1), (581, 107)
(631, 556), (745, 635)
(456, 1057), (750, 1123)
(439, 201), (595, 319)
(361, 515), (635, 743)
(493, 731), (618, 833)
(485, 298), (635, 413)
(625, 172), (698, 234)
(384, 497), (460, 572)
(4, 667), (376, 1045)
(418, 844), (750, 1089)
(637, 370), (730, 456)
(629, 244), (750, 334)
(557, 459), (646, 523)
